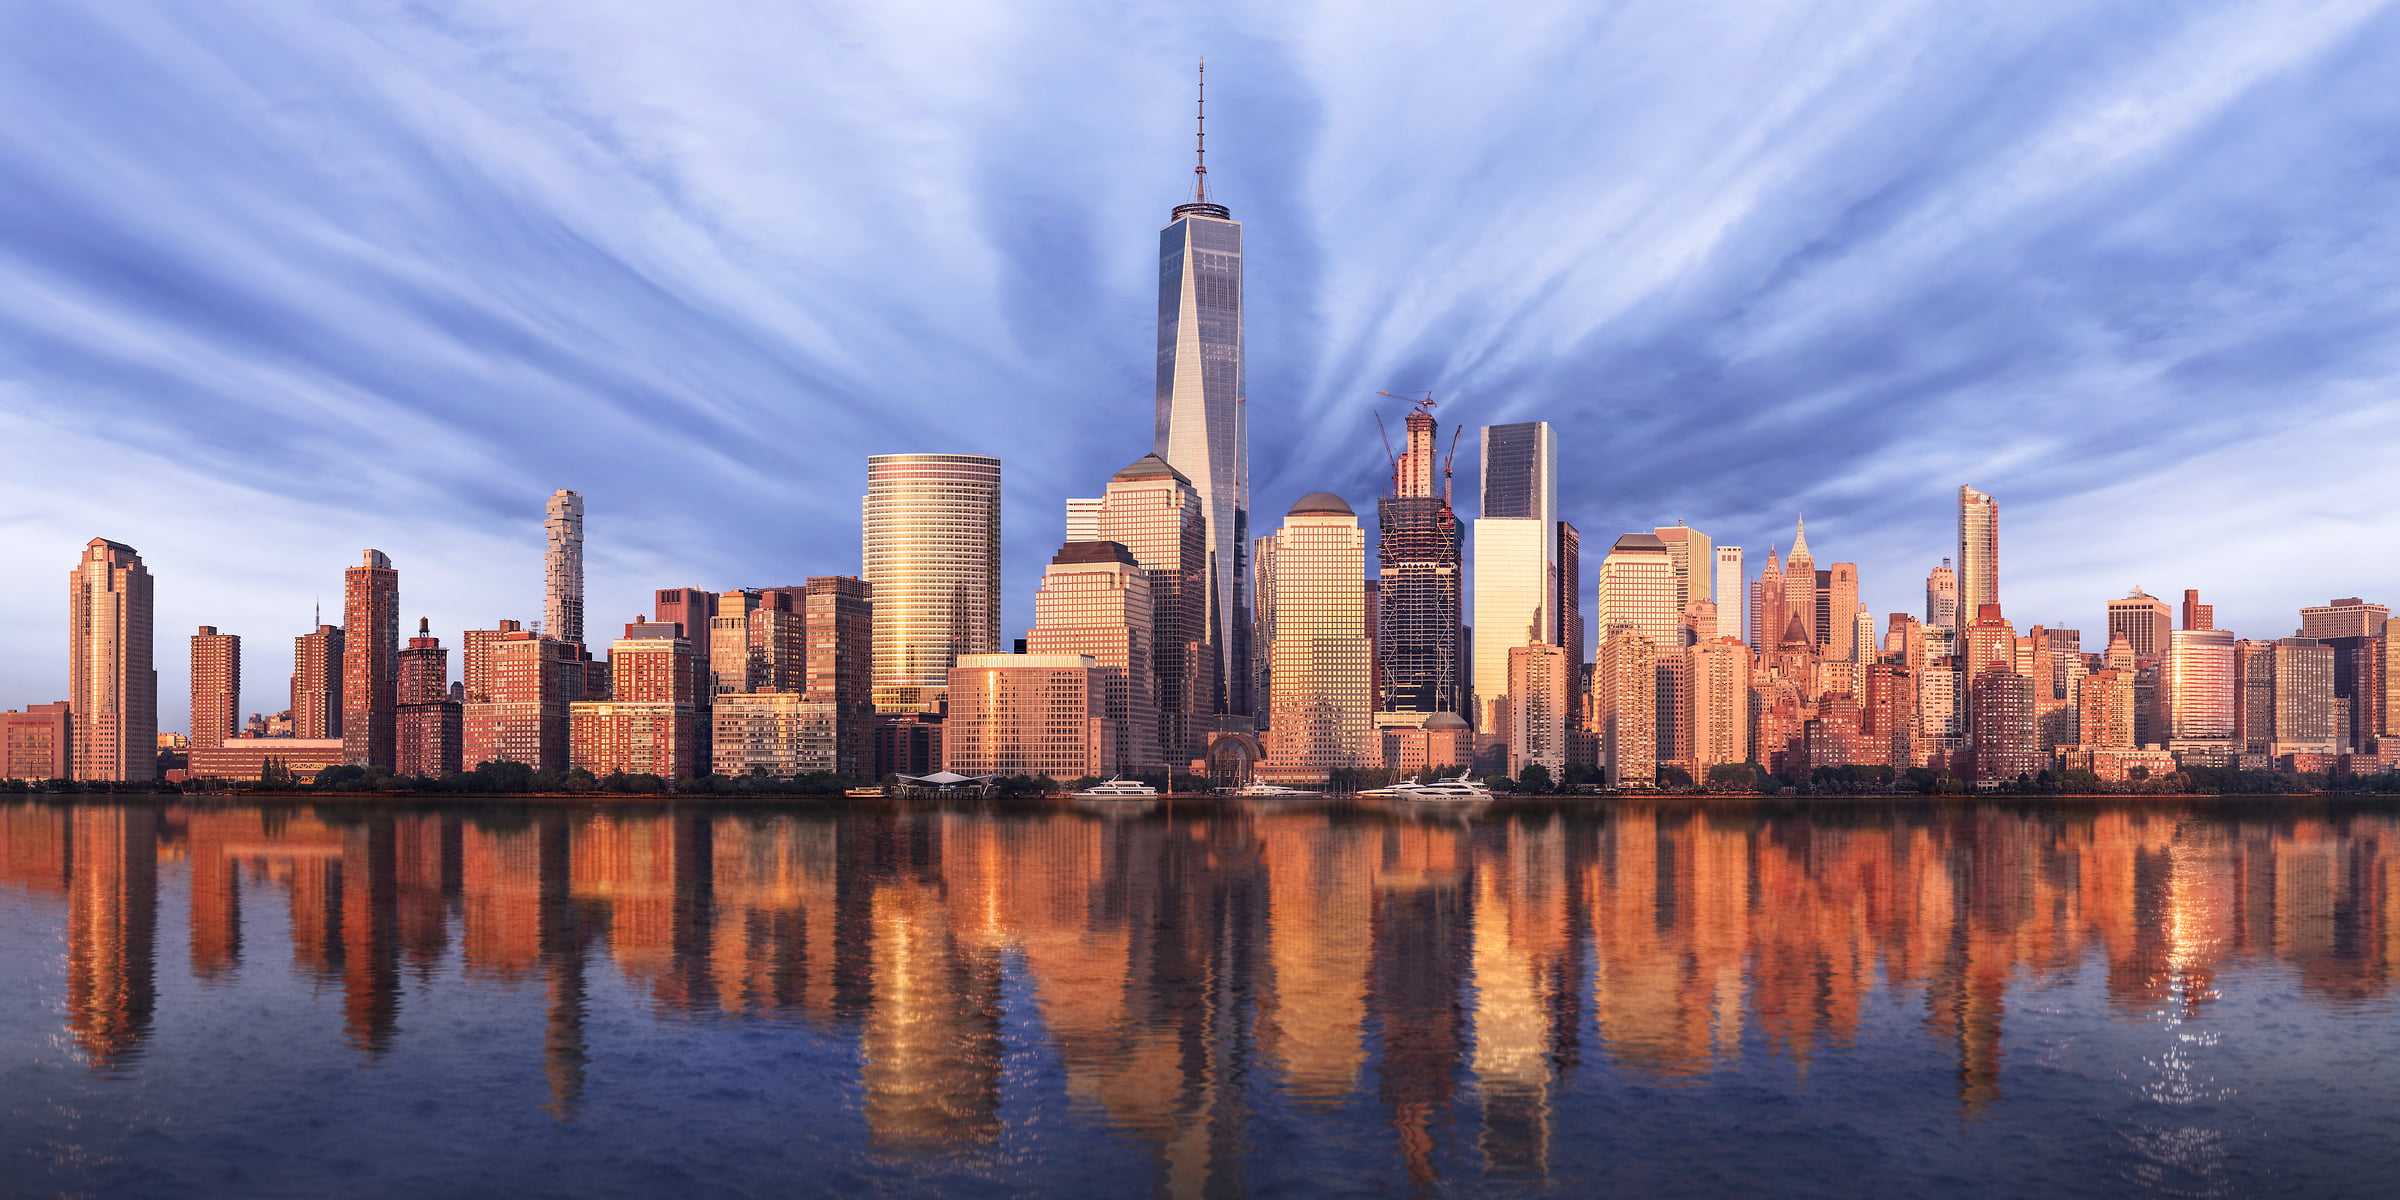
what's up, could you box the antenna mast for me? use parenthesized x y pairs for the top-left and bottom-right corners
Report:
(1195, 57), (1207, 204)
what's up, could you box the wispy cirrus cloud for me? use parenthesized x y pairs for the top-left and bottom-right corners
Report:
(2, 0), (2396, 727)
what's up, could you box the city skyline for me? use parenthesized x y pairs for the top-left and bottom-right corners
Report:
(6, 3), (2400, 732)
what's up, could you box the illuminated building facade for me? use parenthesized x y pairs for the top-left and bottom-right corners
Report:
(2078, 668), (2136, 750)
(571, 620), (698, 779)
(864, 453), (1002, 713)
(293, 624), (344, 740)
(464, 629), (576, 772)
(1260, 493), (1372, 782)
(1596, 533), (1678, 650)
(1026, 541), (1161, 774)
(1375, 408), (1463, 717)
(396, 618), (462, 778)
(1967, 670), (2038, 784)
(190, 626), (240, 750)
(1505, 643), (1570, 778)
(1154, 176), (1251, 719)
(2107, 588), (2173, 665)
(1687, 638), (1750, 777)
(2165, 627), (2236, 746)
(803, 576), (875, 777)
(544, 489), (584, 647)
(68, 538), (155, 781)
(1098, 454), (1215, 761)
(2, 703), (72, 781)
(1925, 558), (1958, 629)
(1471, 421), (1555, 742)
(2299, 597), (2389, 641)
(1956, 487), (1998, 624)
(1595, 628), (1656, 789)
(1713, 546), (1744, 642)
(341, 550), (400, 771)
(943, 653), (1106, 779)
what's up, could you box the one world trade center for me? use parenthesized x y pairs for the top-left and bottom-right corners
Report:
(1154, 63), (1251, 716)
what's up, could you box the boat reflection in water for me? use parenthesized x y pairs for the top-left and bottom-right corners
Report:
(6, 796), (2400, 1196)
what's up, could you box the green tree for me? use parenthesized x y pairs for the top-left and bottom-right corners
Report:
(1656, 764), (1694, 790)
(1518, 763), (1554, 793)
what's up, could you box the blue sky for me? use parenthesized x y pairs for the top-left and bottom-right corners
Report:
(4, 0), (2398, 732)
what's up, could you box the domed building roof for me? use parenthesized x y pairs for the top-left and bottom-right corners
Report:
(1287, 491), (1353, 517)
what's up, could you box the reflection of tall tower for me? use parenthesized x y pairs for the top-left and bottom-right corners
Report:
(861, 880), (1003, 1151)
(1373, 822), (1472, 1187)
(1154, 62), (1251, 717)
(340, 819), (404, 1056)
(65, 804), (158, 1069)
(538, 819), (590, 1121)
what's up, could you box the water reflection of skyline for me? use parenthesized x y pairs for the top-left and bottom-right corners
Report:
(5, 798), (2398, 1191)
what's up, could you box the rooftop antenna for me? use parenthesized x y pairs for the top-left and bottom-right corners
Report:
(1195, 56), (1208, 204)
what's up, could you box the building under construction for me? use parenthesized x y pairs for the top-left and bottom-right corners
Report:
(1375, 397), (1465, 715)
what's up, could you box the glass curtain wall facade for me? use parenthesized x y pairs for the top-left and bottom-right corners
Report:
(1375, 408), (1462, 716)
(544, 489), (584, 648)
(1097, 455), (1214, 765)
(1470, 422), (1555, 739)
(1957, 487), (1999, 624)
(1155, 208), (1250, 717)
(863, 454), (1002, 713)
(1260, 494), (1371, 782)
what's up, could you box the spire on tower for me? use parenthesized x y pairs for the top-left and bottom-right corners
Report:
(1195, 56), (1207, 204)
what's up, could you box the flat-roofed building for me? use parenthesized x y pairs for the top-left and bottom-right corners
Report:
(2299, 597), (2389, 641)
(708, 691), (841, 777)
(943, 653), (1104, 780)
(2107, 588), (2173, 665)
(571, 619), (699, 779)
(464, 630), (576, 772)
(1505, 642), (1570, 778)
(2165, 627), (2237, 748)
(68, 538), (156, 782)
(1259, 493), (1373, 784)
(1595, 627), (1656, 789)
(189, 627), (240, 750)
(188, 737), (348, 783)
(1968, 671), (2039, 785)
(1, 703), (71, 781)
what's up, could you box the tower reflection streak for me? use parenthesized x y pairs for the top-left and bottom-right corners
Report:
(7, 798), (2400, 1185)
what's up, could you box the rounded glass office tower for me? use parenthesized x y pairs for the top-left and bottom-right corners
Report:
(863, 454), (1002, 713)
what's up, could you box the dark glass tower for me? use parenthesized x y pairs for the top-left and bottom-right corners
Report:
(1155, 65), (1250, 715)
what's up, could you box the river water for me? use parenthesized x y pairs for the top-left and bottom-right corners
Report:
(3, 796), (2396, 1197)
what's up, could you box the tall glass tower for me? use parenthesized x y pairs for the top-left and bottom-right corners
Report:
(1155, 63), (1251, 716)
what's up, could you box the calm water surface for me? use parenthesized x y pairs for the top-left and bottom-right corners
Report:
(4, 796), (2399, 1198)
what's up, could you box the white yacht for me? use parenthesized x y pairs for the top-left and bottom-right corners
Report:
(1394, 772), (1494, 802)
(1072, 777), (1160, 799)
(1232, 782), (1322, 798)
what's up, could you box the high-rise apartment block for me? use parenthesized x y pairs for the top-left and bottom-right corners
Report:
(464, 627), (575, 772)
(2181, 588), (2213, 631)
(1956, 487), (1998, 622)
(1026, 542), (1161, 774)
(864, 453), (1001, 713)
(189, 626), (240, 750)
(544, 489), (584, 647)
(1925, 559), (1958, 629)
(396, 618), (463, 778)
(943, 653), (1107, 779)
(710, 691), (841, 777)
(1967, 670), (2037, 784)
(1259, 494), (1372, 783)
(803, 576), (875, 777)
(1098, 454), (1216, 762)
(573, 619), (700, 779)
(341, 550), (399, 771)
(1471, 421), (1556, 746)
(1594, 628), (1656, 789)
(1652, 525), (1713, 619)
(68, 539), (156, 782)
(1825, 563), (1860, 661)
(746, 593), (805, 692)
(2271, 637), (2337, 754)
(2107, 588), (2173, 665)
(292, 624), (344, 739)
(2079, 669), (2136, 749)
(653, 588), (717, 701)
(1687, 638), (1750, 779)
(1153, 161), (1252, 719)
(1505, 642), (1570, 778)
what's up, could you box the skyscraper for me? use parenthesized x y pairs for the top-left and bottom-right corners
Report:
(1153, 73), (1251, 717)
(544, 489), (584, 648)
(1259, 493), (1372, 783)
(1026, 541), (1161, 774)
(1825, 563), (1861, 661)
(1784, 518), (1816, 651)
(573, 618), (697, 780)
(2107, 588), (2174, 664)
(189, 626), (240, 751)
(1925, 559), (1958, 629)
(1652, 525), (1714, 619)
(1505, 643), (1570, 778)
(1594, 628), (1655, 789)
(863, 453), (1002, 713)
(1471, 421), (1556, 742)
(1713, 546), (1744, 643)
(1098, 454), (1215, 763)
(341, 550), (399, 771)
(2298, 597), (2390, 640)
(803, 576), (876, 778)
(1957, 487), (1999, 621)
(2181, 588), (2214, 631)
(68, 539), (155, 782)
(1375, 405), (1464, 717)
(653, 588), (717, 704)
(292, 624), (343, 739)
(2165, 627), (2236, 746)
(396, 618), (462, 778)
(1595, 534), (1678, 650)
